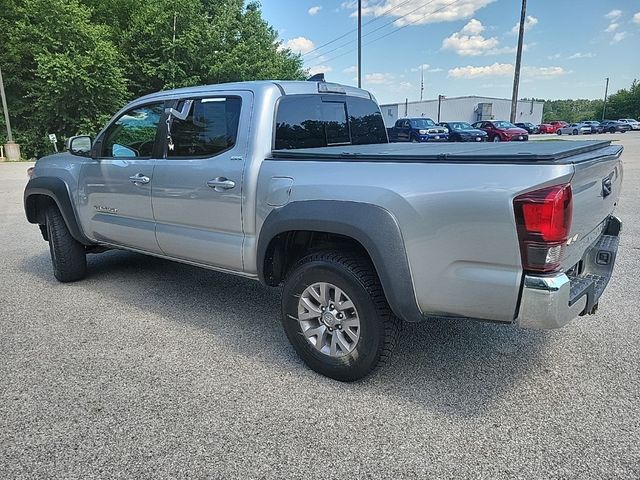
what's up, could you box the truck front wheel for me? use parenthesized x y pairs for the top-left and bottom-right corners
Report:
(45, 205), (87, 282)
(281, 251), (401, 381)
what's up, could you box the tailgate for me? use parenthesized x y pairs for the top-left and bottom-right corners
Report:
(562, 144), (623, 270)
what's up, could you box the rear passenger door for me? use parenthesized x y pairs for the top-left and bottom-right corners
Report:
(151, 92), (251, 271)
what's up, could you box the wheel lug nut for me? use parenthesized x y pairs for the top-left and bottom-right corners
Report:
(328, 327), (333, 332)
(330, 304), (334, 309)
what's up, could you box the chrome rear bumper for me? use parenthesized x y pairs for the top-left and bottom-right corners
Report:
(517, 216), (621, 329)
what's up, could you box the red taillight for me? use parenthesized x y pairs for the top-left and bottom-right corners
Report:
(514, 184), (573, 272)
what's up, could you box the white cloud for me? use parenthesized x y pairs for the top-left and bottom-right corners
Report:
(398, 81), (413, 90)
(343, 65), (358, 74)
(410, 63), (431, 72)
(308, 65), (333, 75)
(510, 15), (538, 34)
(442, 19), (499, 55)
(448, 62), (567, 79)
(281, 36), (315, 54)
(365, 72), (395, 85)
(448, 62), (512, 78)
(605, 9), (622, 20)
(611, 31), (628, 43)
(461, 18), (484, 34)
(605, 22), (619, 32)
(344, 0), (495, 27)
(568, 52), (595, 59)
(308, 6), (322, 15)
(523, 66), (567, 78)
(634, 12), (640, 24)
(547, 53), (561, 60)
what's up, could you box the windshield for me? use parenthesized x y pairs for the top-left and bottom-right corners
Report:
(449, 122), (474, 130)
(493, 121), (516, 128)
(410, 118), (436, 128)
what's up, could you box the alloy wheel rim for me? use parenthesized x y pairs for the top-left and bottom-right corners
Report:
(297, 282), (361, 357)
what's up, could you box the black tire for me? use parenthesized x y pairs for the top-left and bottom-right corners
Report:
(492, 135), (501, 142)
(557, 130), (562, 135)
(410, 134), (419, 143)
(45, 205), (87, 282)
(573, 129), (578, 135)
(281, 251), (401, 382)
(609, 127), (616, 133)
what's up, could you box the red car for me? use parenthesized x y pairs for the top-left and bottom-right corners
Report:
(472, 120), (529, 142)
(539, 121), (568, 134)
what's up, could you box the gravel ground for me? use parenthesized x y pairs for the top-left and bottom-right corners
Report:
(1, 133), (639, 479)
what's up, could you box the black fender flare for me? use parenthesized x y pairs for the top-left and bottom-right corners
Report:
(24, 176), (92, 245)
(257, 200), (423, 322)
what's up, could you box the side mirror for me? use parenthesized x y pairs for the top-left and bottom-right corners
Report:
(67, 135), (93, 157)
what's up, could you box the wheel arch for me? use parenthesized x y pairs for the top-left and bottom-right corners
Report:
(24, 176), (92, 245)
(257, 200), (424, 323)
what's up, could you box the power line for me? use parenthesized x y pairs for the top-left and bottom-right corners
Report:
(304, 0), (438, 63)
(301, 0), (414, 58)
(307, 0), (464, 68)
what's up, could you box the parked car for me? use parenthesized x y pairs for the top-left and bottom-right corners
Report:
(472, 120), (529, 142)
(439, 122), (488, 142)
(599, 120), (631, 133)
(581, 121), (601, 134)
(538, 123), (555, 134)
(618, 118), (640, 130)
(387, 117), (448, 142)
(24, 80), (623, 381)
(557, 123), (592, 135)
(515, 122), (540, 134)
(539, 121), (568, 134)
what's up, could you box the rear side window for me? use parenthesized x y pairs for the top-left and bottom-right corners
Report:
(274, 94), (387, 149)
(168, 97), (241, 158)
(346, 96), (387, 145)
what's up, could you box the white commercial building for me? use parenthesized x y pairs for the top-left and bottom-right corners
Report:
(379, 95), (544, 127)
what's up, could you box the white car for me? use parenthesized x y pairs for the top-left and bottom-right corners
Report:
(619, 119), (640, 130)
(557, 123), (591, 135)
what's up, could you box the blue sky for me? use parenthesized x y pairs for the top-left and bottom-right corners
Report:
(261, 0), (640, 104)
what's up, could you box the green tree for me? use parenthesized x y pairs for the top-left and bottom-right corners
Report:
(605, 80), (640, 120)
(0, 0), (305, 158)
(0, 0), (127, 157)
(117, 0), (304, 97)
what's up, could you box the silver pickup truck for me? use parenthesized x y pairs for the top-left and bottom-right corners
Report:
(24, 80), (623, 381)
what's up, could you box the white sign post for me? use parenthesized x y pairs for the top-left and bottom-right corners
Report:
(48, 133), (58, 152)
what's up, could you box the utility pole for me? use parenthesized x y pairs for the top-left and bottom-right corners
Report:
(357, 0), (362, 88)
(602, 77), (609, 121)
(420, 65), (424, 101)
(0, 65), (13, 142)
(172, 11), (177, 89)
(0, 65), (20, 161)
(437, 95), (445, 122)
(510, 0), (527, 123)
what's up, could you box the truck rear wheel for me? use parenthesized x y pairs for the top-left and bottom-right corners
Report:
(45, 205), (87, 282)
(281, 251), (401, 381)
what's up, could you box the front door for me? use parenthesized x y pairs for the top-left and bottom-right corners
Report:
(77, 102), (165, 253)
(152, 92), (251, 271)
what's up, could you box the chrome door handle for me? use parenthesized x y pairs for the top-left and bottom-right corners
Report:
(129, 173), (150, 185)
(207, 177), (235, 191)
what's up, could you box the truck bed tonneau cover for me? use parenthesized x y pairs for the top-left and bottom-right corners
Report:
(271, 140), (619, 164)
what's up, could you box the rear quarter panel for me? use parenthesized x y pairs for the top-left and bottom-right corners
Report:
(256, 158), (575, 322)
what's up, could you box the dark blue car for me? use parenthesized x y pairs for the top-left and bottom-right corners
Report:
(387, 117), (449, 142)
(439, 122), (488, 142)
